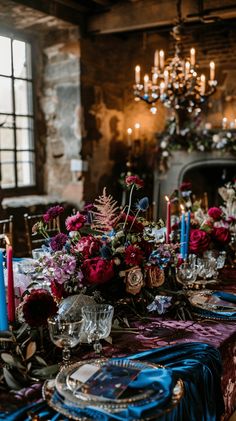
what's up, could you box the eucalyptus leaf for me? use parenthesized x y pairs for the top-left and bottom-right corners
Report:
(25, 341), (37, 360)
(35, 355), (47, 366)
(32, 364), (59, 379)
(16, 323), (28, 340)
(3, 367), (22, 390)
(1, 353), (25, 369)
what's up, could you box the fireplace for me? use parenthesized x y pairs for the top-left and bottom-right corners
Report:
(154, 150), (236, 219)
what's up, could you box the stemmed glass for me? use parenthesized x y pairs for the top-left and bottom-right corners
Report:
(48, 316), (83, 366)
(175, 262), (199, 289)
(81, 304), (114, 354)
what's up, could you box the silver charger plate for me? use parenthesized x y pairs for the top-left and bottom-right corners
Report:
(188, 290), (236, 313)
(55, 358), (165, 412)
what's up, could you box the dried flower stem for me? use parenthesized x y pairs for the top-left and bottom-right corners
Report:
(129, 209), (140, 232)
(123, 184), (135, 229)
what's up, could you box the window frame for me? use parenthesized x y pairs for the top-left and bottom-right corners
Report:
(0, 26), (39, 197)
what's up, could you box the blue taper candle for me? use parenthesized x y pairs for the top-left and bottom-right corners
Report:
(180, 210), (186, 259)
(184, 211), (191, 259)
(0, 251), (8, 331)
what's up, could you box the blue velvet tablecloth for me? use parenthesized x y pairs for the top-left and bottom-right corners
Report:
(0, 342), (224, 421)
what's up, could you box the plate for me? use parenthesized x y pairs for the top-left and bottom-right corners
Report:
(43, 376), (184, 421)
(55, 358), (165, 412)
(188, 290), (236, 313)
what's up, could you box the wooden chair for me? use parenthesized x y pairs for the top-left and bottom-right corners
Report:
(24, 213), (60, 256)
(0, 215), (13, 248)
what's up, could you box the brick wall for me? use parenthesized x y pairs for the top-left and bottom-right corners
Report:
(80, 21), (236, 203)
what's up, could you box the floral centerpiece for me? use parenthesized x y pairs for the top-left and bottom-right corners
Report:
(20, 175), (180, 322)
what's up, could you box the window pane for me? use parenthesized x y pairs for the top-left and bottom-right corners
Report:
(17, 151), (35, 186)
(15, 115), (33, 129)
(16, 128), (34, 150)
(1, 163), (15, 188)
(0, 128), (14, 149)
(0, 150), (14, 162)
(0, 77), (12, 113)
(13, 40), (32, 79)
(0, 36), (11, 76)
(14, 80), (33, 115)
(0, 114), (14, 129)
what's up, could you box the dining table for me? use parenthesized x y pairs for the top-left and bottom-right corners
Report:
(0, 272), (236, 421)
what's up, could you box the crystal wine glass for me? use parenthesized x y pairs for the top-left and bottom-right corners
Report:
(48, 316), (83, 366)
(81, 304), (114, 354)
(175, 262), (199, 289)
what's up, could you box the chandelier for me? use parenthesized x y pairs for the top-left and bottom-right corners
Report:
(133, 0), (217, 132)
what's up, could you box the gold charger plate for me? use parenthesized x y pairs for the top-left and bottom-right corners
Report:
(42, 358), (184, 421)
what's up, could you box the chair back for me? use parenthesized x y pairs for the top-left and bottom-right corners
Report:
(24, 213), (60, 256)
(0, 215), (13, 248)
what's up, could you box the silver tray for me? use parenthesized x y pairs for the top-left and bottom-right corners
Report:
(55, 358), (165, 412)
(188, 290), (236, 313)
(43, 375), (184, 421)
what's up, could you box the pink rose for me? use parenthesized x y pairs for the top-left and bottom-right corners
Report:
(189, 229), (210, 254)
(125, 266), (144, 295)
(212, 227), (231, 245)
(208, 207), (222, 221)
(73, 235), (101, 258)
(82, 257), (115, 285)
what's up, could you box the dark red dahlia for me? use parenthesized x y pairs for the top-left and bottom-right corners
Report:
(125, 245), (144, 266)
(23, 289), (58, 327)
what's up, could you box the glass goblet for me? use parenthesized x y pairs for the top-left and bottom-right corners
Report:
(48, 316), (83, 366)
(175, 262), (198, 289)
(81, 304), (114, 354)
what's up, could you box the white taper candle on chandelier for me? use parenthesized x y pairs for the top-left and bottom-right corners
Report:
(144, 74), (149, 93)
(164, 69), (169, 87)
(127, 128), (132, 146)
(135, 65), (141, 85)
(154, 50), (159, 68)
(200, 74), (206, 95)
(190, 48), (195, 66)
(159, 50), (165, 70)
(210, 61), (215, 81)
(185, 61), (190, 78)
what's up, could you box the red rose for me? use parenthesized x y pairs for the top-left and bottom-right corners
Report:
(73, 235), (101, 258)
(125, 175), (144, 189)
(82, 257), (115, 285)
(208, 207), (222, 221)
(179, 181), (192, 192)
(189, 229), (210, 254)
(212, 227), (231, 245)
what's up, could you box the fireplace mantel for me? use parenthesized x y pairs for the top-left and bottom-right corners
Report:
(153, 150), (236, 219)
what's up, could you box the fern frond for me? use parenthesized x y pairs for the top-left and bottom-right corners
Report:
(92, 188), (120, 232)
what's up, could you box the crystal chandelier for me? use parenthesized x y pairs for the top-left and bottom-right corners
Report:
(133, 0), (217, 133)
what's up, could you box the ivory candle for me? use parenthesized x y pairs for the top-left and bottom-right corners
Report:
(135, 65), (141, 85)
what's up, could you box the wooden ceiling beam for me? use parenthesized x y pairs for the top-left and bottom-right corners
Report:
(87, 0), (236, 34)
(12, 0), (85, 26)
